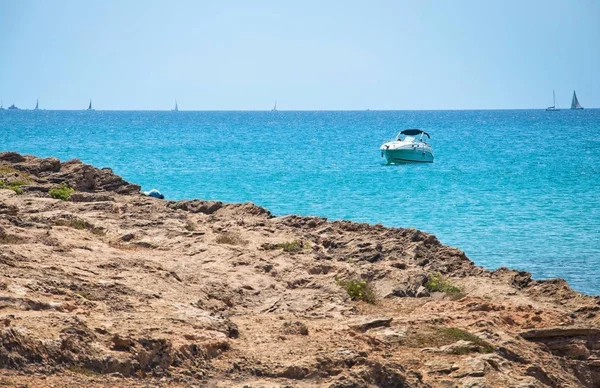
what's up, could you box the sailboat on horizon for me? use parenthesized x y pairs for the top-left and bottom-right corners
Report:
(172, 99), (179, 111)
(546, 90), (560, 111)
(271, 100), (277, 111)
(571, 90), (584, 110)
(87, 99), (94, 111)
(34, 99), (39, 110)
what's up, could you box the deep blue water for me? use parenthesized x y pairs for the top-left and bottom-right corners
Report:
(1, 110), (599, 294)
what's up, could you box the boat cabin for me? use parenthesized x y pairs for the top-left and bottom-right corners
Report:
(396, 129), (430, 143)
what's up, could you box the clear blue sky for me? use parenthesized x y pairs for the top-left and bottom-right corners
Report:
(1, 0), (598, 110)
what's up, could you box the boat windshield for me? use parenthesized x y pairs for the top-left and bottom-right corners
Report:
(394, 129), (431, 142)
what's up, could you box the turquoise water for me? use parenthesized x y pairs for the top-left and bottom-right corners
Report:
(1, 110), (599, 294)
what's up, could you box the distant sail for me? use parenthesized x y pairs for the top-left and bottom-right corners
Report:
(571, 90), (583, 110)
(546, 90), (560, 111)
(35, 99), (39, 110)
(271, 100), (277, 111)
(172, 99), (178, 111)
(87, 99), (93, 110)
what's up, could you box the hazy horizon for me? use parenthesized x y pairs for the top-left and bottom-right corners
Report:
(1, 0), (599, 110)
(2, 107), (600, 112)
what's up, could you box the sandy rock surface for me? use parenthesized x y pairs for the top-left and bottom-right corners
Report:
(1, 152), (599, 387)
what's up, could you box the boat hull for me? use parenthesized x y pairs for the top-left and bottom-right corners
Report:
(381, 147), (433, 164)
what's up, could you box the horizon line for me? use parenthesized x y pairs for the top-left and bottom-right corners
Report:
(1, 107), (597, 112)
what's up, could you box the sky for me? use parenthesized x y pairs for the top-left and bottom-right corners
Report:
(0, 0), (599, 110)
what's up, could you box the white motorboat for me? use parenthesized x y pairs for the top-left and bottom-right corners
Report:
(380, 129), (434, 164)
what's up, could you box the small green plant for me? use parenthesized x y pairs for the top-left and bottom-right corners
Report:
(425, 273), (463, 297)
(215, 232), (247, 246)
(0, 179), (24, 194)
(337, 278), (376, 304)
(49, 183), (75, 201)
(261, 240), (306, 252)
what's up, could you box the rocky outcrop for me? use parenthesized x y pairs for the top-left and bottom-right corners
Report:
(0, 152), (140, 194)
(1, 152), (599, 387)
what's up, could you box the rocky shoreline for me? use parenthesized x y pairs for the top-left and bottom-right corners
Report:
(0, 151), (599, 387)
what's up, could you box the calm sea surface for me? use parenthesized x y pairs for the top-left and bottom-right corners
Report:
(1, 110), (599, 294)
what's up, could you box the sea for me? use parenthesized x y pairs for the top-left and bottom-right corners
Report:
(1, 109), (599, 295)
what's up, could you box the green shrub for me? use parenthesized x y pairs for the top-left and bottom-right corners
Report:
(337, 278), (376, 303)
(425, 273), (462, 297)
(261, 240), (306, 252)
(0, 179), (24, 195)
(49, 184), (74, 201)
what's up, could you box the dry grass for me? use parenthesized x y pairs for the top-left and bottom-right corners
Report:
(55, 218), (105, 235)
(68, 365), (99, 377)
(0, 165), (33, 179)
(215, 232), (247, 246)
(261, 240), (306, 252)
(404, 326), (494, 353)
(184, 219), (196, 231)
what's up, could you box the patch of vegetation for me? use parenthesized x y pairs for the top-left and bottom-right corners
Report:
(438, 327), (494, 353)
(0, 166), (33, 195)
(68, 365), (99, 377)
(336, 278), (376, 304)
(0, 166), (18, 174)
(0, 179), (25, 194)
(49, 183), (75, 201)
(215, 232), (247, 246)
(184, 219), (196, 231)
(73, 290), (93, 300)
(281, 321), (309, 335)
(261, 240), (306, 252)
(404, 326), (494, 353)
(0, 166), (32, 179)
(425, 272), (463, 298)
(55, 218), (105, 235)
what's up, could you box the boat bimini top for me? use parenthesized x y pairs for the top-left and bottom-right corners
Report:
(399, 129), (430, 138)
